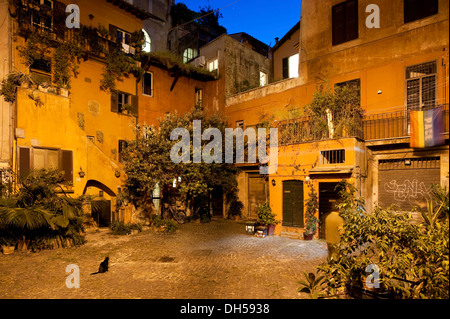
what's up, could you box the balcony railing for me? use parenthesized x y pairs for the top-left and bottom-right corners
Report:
(363, 104), (449, 141)
(277, 104), (449, 145)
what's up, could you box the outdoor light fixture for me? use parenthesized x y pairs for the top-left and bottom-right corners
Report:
(405, 159), (411, 165)
(78, 167), (85, 178)
(378, 90), (382, 94)
(271, 179), (276, 186)
(305, 176), (310, 183)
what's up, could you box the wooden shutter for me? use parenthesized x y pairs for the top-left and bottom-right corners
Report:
(282, 57), (289, 79)
(19, 147), (31, 181)
(130, 94), (138, 117)
(345, 0), (358, 42)
(332, 2), (346, 45)
(111, 92), (119, 113)
(61, 150), (73, 183)
(53, 1), (67, 39)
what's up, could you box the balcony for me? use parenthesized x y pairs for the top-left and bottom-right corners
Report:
(277, 104), (449, 145)
(363, 104), (449, 141)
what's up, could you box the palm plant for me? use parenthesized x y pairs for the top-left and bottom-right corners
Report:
(0, 169), (104, 250)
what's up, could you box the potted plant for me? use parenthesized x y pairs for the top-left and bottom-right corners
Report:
(257, 202), (280, 236)
(303, 216), (318, 240)
(303, 184), (319, 240)
(228, 199), (244, 221)
(0, 236), (17, 255)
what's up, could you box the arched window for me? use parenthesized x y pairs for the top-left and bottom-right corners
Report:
(183, 48), (198, 63)
(142, 29), (151, 53)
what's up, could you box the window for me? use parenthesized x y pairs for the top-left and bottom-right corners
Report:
(142, 29), (151, 53)
(30, 58), (52, 86)
(183, 48), (198, 63)
(335, 78), (361, 99)
(111, 91), (138, 116)
(282, 53), (299, 79)
(117, 29), (131, 45)
(321, 149), (345, 164)
(332, 0), (358, 46)
(208, 58), (218, 72)
(117, 29), (135, 54)
(118, 140), (128, 162)
(195, 88), (203, 107)
(118, 93), (130, 112)
(260, 71), (268, 87)
(406, 61), (437, 110)
(18, 147), (73, 183)
(31, 0), (53, 30)
(143, 72), (153, 96)
(404, 0), (438, 23)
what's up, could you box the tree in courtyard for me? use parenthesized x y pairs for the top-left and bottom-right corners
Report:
(121, 106), (240, 217)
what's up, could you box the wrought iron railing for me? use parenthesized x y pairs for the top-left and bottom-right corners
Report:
(363, 104), (449, 141)
(276, 104), (449, 145)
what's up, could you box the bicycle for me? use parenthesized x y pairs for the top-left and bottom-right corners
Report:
(162, 202), (186, 224)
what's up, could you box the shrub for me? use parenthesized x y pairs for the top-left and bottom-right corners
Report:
(110, 220), (142, 235)
(316, 181), (449, 299)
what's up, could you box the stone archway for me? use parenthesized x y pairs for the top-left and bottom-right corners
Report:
(82, 180), (116, 227)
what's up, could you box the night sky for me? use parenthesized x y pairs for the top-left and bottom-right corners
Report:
(175, 0), (302, 47)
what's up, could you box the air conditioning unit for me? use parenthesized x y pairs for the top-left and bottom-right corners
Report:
(191, 56), (206, 67)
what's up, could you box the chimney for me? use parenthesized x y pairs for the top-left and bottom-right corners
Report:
(275, 37), (279, 44)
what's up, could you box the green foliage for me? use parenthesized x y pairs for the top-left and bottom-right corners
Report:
(100, 50), (142, 93)
(228, 199), (244, 217)
(0, 169), (103, 251)
(110, 220), (142, 235)
(121, 107), (239, 212)
(52, 41), (83, 89)
(257, 202), (279, 226)
(0, 72), (31, 103)
(298, 271), (326, 299)
(151, 215), (178, 233)
(303, 82), (363, 140)
(170, 3), (227, 35)
(304, 183), (319, 235)
(317, 181), (449, 299)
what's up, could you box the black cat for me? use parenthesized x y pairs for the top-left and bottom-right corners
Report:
(90, 257), (109, 275)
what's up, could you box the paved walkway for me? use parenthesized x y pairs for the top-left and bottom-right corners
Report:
(0, 219), (327, 299)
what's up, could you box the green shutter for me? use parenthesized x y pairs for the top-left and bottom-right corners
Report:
(111, 91), (119, 113)
(61, 150), (73, 183)
(130, 94), (138, 117)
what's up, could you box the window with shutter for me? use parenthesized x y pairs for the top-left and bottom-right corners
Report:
(19, 147), (31, 180)
(61, 150), (73, 183)
(404, 0), (438, 24)
(282, 57), (289, 79)
(332, 0), (359, 46)
(405, 60), (437, 131)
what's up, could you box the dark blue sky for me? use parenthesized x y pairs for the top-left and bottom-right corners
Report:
(175, 0), (302, 47)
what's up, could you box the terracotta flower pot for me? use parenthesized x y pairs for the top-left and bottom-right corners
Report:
(2, 245), (15, 255)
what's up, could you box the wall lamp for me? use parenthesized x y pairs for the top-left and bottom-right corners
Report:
(78, 167), (85, 178)
(271, 179), (276, 186)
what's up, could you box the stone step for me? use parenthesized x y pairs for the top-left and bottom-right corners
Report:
(280, 231), (303, 240)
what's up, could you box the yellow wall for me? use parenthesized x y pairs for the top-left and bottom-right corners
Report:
(12, 0), (145, 224)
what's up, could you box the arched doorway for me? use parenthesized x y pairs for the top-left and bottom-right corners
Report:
(82, 180), (116, 227)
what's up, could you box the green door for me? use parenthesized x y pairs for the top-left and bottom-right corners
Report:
(282, 180), (304, 227)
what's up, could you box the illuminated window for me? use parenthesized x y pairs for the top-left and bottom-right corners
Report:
(142, 29), (151, 53)
(208, 58), (218, 72)
(183, 48), (198, 63)
(260, 71), (268, 86)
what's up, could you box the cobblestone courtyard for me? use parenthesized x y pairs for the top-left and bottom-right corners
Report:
(0, 219), (327, 299)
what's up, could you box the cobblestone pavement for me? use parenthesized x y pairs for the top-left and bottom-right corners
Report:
(0, 218), (327, 299)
